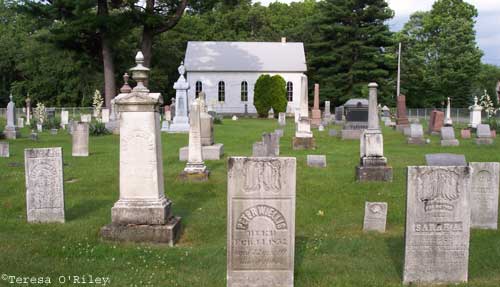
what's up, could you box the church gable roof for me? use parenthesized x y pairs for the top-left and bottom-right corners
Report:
(184, 41), (307, 72)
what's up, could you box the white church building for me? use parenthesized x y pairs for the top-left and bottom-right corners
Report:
(183, 40), (308, 115)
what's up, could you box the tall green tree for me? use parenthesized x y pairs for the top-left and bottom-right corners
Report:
(307, 0), (395, 106)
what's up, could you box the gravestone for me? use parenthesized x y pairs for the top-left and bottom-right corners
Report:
(4, 95), (20, 139)
(381, 105), (390, 122)
(227, 157), (296, 287)
(323, 100), (331, 123)
(311, 83), (321, 127)
(0, 142), (9, 157)
(167, 62), (190, 133)
(24, 147), (65, 223)
(72, 122), (89, 157)
(475, 124), (493, 145)
(444, 97), (453, 126)
(363, 202), (387, 232)
(328, 129), (338, 137)
(26, 97), (31, 125)
(307, 155), (326, 168)
(460, 129), (471, 139)
(100, 51), (181, 245)
(61, 110), (69, 127)
(278, 112), (286, 126)
(335, 106), (344, 123)
(407, 124), (425, 145)
(30, 132), (38, 141)
(440, 127), (459, 146)
(80, 114), (91, 123)
(252, 132), (280, 157)
(275, 129), (284, 137)
(293, 75), (315, 150)
(428, 110), (444, 135)
(341, 99), (368, 140)
(470, 162), (500, 229)
(46, 108), (55, 119)
(268, 108), (275, 119)
(356, 83), (392, 182)
(404, 166), (471, 284)
(101, 108), (110, 123)
(17, 118), (24, 128)
(469, 96), (482, 128)
(425, 153), (466, 166)
(396, 94), (409, 131)
(161, 120), (169, 132)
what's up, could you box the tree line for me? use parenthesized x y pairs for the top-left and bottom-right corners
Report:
(0, 0), (498, 108)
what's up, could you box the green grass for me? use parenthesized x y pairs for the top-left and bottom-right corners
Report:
(1, 118), (500, 286)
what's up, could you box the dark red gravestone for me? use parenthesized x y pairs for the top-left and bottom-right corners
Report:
(460, 129), (471, 139)
(396, 94), (409, 126)
(428, 110), (444, 135)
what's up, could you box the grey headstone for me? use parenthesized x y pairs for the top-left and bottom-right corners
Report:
(318, 125), (325, 131)
(25, 147), (65, 223)
(363, 202), (387, 232)
(275, 129), (284, 137)
(476, 124), (491, 138)
(328, 129), (338, 137)
(0, 142), (9, 157)
(403, 127), (411, 137)
(227, 157), (296, 287)
(252, 142), (267, 157)
(425, 153), (466, 166)
(72, 122), (89, 157)
(30, 132), (38, 141)
(470, 162), (500, 229)
(307, 155), (327, 168)
(441, 127), (456, 140)
(404, 166), (471, 284)
(409, 124), (424, 138)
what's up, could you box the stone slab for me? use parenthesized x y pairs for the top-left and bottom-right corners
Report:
(355, 165), (393, 182)
(476, 124), (491, 138)
(0, 142), (9, 157)
(403, 166), (471, 285)
(475, 138), (493, 145)
(441, 139), (460, 146)
(179, 143), (224, 161)
(363, 202), (387, 232)
(407, 138), (426, 145)
(227, 157), (296, 287)
(24, 147), (65, 223)
(470, 162), (500, 229)
(307, 155), (327, 168)
(440, 127), (456, 140)
(341, 129), (363, 140)
(425, 153), (466, 166)
(100, 216), (181, 246)
(292, 137), (316, 150)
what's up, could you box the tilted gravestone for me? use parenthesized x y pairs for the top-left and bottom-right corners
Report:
(440, 127), (459, 146)
(227, 157), (296, 287)
(0, 142), (9, 157)
(363, 202), (387, 232)
(24, 147), (65, 223)
(425, 153), (466, 166)
(404, 166), (471, 284)
(469, 162), (500, 229)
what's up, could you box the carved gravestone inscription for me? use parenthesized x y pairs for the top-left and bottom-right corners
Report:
(227, 157), (296, 287)
(363, 202), (387, 232)
(25, 147), (65, 223)
(404, 166), (471, 285)
(470, 162), (500, 229)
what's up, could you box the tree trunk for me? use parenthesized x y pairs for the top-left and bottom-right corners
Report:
(98, 0), (116, 108)
(141, 27), (154, 69)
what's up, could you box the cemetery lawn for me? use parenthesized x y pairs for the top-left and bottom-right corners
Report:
(2, 118), (500, 287)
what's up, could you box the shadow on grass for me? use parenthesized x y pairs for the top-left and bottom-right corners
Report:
(385, 235), (404, 280)
(66, 199), (110, 221)
(294, 235), (308, 272)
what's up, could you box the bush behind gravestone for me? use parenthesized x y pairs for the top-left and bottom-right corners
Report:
(254, 74), (273, 117)
(270, 75), (287, 116)
(90, 122), (110, 136)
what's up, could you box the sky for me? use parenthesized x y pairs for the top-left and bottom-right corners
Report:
(254, 0), (500, 65)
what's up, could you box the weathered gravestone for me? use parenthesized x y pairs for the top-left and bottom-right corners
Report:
(80, 114), (91, 123)
(363, 202), (387, 232)
(24, 147), (65, 223)
(252, 132), (280, 157)
(101, 108), (110, 123)
(475, 124), (493, 145)
(307, 155), (327, 168)
(440, 127), (459, 146)
(4, 95), (20, 139)
(0, 142), (9, 157)
(61, 110), (69, 127)
(428, 110), (444, 135)
(72, 122), (89, 157)
(425, 153), (466, 166)
(17, 117), (24, 128)
(311, 83), (321, 127)
(275, 129), (284, 137)
(278, 112), (286, 127)
(227, 157), (296, 287)
(403, 166), (471, 285)
(460, 129), (471, 139)
(407, 124), (425, 145)
(334, 106), (344, 123)
(469, 162), (500, 229)
(396, 94), (410, 131)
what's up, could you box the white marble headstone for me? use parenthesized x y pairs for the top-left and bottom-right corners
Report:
(470, 162), (499, 229)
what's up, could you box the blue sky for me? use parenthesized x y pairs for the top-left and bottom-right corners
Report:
(255, 0), (500, 65)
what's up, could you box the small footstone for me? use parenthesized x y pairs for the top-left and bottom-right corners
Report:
(292, 137), (316, 150)
(363, 202), (387, 232)
(307, 155), (327, 168)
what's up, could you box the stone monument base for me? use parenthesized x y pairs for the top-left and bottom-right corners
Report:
(407, 137), (426, 145)
(111, 198), (172, 225)
(167, 123), (189, 133)
(475, 138), (493, 145)
(356, 165), (393, 182)
(441, 139), (459, 146)
(292, 137), (316, 150)
(341, 129), (363, 140)
(179, 143), (224, 161)
(3, 127), (20, 139)
(178, 170), (210, 182)
(100, 216), (181, 246)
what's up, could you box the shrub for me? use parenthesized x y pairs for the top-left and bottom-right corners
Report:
(89, 122), (110, 136)
(254, 74), (273, 117)
(43, 117), (60, 130)
(270, 75), (287, 116)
